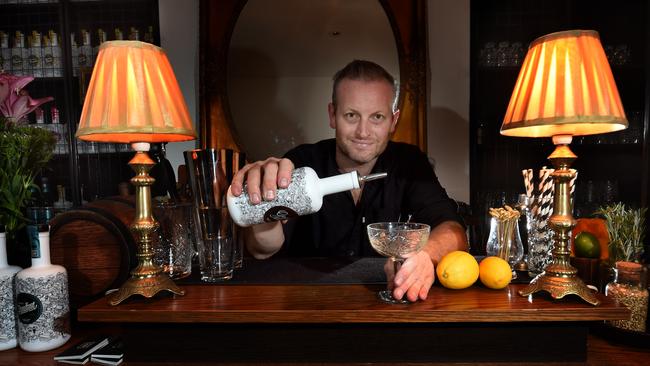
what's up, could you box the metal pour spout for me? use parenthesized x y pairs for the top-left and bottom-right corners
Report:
(358, 172), (388, 184)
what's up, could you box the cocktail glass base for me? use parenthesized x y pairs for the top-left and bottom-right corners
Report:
(377, 290), (409, 304)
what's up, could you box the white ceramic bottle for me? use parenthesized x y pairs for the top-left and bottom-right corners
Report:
(227, 167), (387, 227)
(0, 225), (22, 351)
(15, 225), (70, 352)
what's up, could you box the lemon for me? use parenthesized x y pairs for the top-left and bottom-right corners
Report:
(436, 251), (479, 289)
(574, 231), (601, 258)
(479, 256), (512, 289)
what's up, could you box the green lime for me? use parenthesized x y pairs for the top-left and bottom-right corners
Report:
(574, 231), (601, 258)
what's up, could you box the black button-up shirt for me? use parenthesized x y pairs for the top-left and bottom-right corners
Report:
(281, 139), (462, 257)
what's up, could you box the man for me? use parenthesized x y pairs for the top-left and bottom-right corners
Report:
(230, 60), (467, 302)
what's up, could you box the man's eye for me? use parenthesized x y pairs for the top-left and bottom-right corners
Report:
(372, 114), (385, 121)
(344, 112), (358, 119)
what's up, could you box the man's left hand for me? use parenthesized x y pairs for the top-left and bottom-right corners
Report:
(384, 251), (435, 302)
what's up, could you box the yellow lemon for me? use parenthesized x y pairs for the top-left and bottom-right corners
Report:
(479, 256), (512, 289)
(436, 251), (479, 289)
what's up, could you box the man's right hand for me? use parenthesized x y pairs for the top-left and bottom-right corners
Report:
(229, 157), (295, 204)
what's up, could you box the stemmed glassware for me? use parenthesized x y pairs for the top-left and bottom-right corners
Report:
(367, 222), (430, 304)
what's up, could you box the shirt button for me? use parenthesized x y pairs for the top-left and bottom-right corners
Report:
(348, 250), (355, 256)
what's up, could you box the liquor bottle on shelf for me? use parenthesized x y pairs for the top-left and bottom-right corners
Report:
(51, 105), (69, 155)
(77, 29), (92, 73)
(40, 176), (54, 208)
(226, 167), (387, 227)
(80, 184), (88, 205)
(11, 31), (26, 75)
(42, 34), (52, 77)
(128, 27), (139, 41)
(53, 185), (73, 213)
(43, 30), (62, 77)
(92, 28), (106, 62)
(114, 27), (124, 41)
(28, 30), (42, 77)
(70, 32), (78, 76)
(144, 26), (154, 44)
(0, 225), (21, 351)
(0, 31), (10, 73)
(33, 107), (45, 125)
(15, 225), (71, 352)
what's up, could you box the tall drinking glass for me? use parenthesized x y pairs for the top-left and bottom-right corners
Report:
(184, 149), (234, 281)
(367, 222), (430, 304)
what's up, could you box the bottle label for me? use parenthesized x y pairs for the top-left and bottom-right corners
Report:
(264, 206), (299, 222)
(16, 293), (43, 324)
(27, 225), (41, 258)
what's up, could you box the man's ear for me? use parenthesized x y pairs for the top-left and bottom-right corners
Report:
(390, 109), (400, 133)
(328, 103), (336, 129)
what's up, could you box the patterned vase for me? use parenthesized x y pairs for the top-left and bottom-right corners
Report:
(15, 224), (70, 352)
(0, 225), (21, 351)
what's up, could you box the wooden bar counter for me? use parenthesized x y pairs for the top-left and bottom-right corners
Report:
(4, 258), (650, 364)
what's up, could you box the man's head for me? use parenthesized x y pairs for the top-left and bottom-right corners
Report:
(328, 60), (400, 170)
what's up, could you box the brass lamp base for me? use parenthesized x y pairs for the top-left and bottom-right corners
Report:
(518, 135), (600, 306)
(109, 146), (186, 305)
(108, 269), (185, 306)
(518, 267), (599, 306)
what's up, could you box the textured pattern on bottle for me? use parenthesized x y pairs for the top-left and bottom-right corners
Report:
(233, 168), (312, 226)
(16, 272), (70, 345)
(0, 276), (17, 346)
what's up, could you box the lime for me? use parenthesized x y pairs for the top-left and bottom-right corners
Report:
(574, 231), (601, 258)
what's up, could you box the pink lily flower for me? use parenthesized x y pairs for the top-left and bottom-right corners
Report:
(0, 72), (54, 124)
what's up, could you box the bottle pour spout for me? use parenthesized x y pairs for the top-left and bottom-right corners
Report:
(358, 172), (387, 184)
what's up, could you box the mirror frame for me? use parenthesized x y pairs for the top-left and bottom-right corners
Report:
(199, 0), (428, 153)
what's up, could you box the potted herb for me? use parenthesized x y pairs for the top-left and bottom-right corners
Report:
(597, 203), (648, 332)
(0, 72), (56, 242)
(597, 203), (647, 264)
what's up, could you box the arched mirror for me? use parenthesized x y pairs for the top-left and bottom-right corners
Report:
(227, 0), (399, 160)
(200, 0), (427, 155)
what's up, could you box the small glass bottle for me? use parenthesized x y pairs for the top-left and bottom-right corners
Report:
(605, 261), (648, 332)
(226, 167), (387, 227)
(0, 225), (22, 351)
(15, 225), (71, 351)
(485, 214), (524, 278)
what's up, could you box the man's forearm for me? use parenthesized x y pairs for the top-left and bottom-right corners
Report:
(243, 221), (284, 259)
(422, 220), (468, 265)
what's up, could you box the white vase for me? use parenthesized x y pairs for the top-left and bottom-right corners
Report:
(15, 225), (70, 352)
(0, 226), (21, 351)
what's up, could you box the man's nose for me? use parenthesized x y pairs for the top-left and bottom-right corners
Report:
(355, 119), (371, 138)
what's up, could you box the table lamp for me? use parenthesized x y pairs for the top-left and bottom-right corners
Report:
(501, 30), (628, 305)
(76, 41), (197, 305)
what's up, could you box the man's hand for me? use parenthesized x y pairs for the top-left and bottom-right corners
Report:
(230, 157), (294, 204)
(385, 251), (435, 302)
(385, 220), (467, 302)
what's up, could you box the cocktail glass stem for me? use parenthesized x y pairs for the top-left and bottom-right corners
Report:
(378, 258), (409, 304)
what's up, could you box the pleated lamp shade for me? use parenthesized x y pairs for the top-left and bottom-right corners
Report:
(76, 41), (196, 143)
(501, 30), (627, 138)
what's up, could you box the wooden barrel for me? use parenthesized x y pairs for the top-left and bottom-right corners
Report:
(50, 196), (137, 307)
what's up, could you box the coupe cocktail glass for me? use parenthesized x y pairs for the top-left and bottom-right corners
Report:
(367, 222), (430, 304)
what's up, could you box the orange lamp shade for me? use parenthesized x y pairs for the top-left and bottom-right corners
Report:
(501, 30), (627, 138)
(76, 41), (196, 143)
